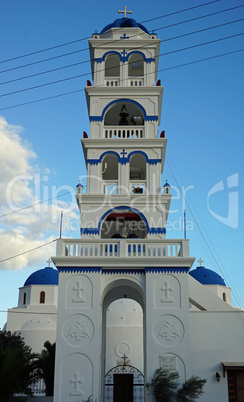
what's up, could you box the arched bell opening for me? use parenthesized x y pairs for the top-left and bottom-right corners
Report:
(104, 102), (144, 127)
(130, 153), (147, 194)
(100, 208), (147, 239)
(102, 154), (119, 194)
(102, 280), (145, 402)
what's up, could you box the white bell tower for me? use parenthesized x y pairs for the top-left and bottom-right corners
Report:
(53, 9), (195, 402)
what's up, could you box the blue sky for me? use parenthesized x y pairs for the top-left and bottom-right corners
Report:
(0, 0), (243, 329)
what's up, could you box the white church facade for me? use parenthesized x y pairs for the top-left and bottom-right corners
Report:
(5, 8), (244, 402)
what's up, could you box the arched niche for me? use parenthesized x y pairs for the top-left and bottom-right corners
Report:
(100, 208), (147, 239)
(128, 53), (144, 77)
(105, 53), (120, 77)
(104, 101), (144, 126)
(130, 153), (146, 181)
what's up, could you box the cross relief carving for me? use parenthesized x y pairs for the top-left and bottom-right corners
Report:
(161, 281), (174, 303)
(72, 281), (86, 303)
(70, 371), (83, 396)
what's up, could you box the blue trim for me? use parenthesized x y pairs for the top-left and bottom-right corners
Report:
(94, 50), (155, 64)
(145, 268), (189, 274)
(102, 269), (145, 275)
(87, 150), (161, 166)
(80, 227), (166, 237)
(89, 98), (158, 123)
(148, 228), (166, 235)
(58, 267), (102, 273)
(80, 228), (99, 235)
(87, 150), (120, 166)
(145, 116), (158, 121)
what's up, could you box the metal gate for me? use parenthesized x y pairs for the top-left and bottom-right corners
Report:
(105, 364), (144, 401)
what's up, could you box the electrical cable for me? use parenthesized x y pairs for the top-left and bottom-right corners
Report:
(1, 17), (243, 87)
(0, 189), (76, 218)
(0, 0), (223, 65)
(0, 31), (243, 99)
(0, 309), (57, 315)
(0, 239), (57, 264)
(165, 156), (243, 307)
(0, 46), (243, 111)
(0, 3), (242, 75)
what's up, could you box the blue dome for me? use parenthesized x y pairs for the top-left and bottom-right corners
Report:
(76, 182), (83, 188)
(24, 267), (59, 286)
(100, 18), (149, 34)
(189, 266), (226, 286)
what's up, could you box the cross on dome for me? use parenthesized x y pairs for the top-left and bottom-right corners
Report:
(197, 258), (204, 266)
(118, 6), (133, 18)
(46, 258), (52, 267)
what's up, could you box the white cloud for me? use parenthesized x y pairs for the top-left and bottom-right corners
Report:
(0, 117), (36, 205)
(0, 116), (79, 271)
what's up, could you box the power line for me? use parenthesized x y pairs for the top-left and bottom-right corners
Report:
(165, 156), (243, 308)
(0, 309), (57, 315)
(1, 3), (242, 75)
(0, 47), (243, 111)
(0, 0), (223, 65)
(142, 0), (223, 24)
(0, 239), (57, 264)
(0, 189), (76, 219)
(1, 17), (243, 87)
(0, 31), (243, 99)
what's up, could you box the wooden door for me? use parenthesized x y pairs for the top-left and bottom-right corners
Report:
(113, 373), (133, 402)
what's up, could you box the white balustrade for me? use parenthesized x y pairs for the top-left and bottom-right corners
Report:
(57, 239), (189, 258)
(104, 78), (144, 87)
(104, 126), (144, 139)
(105, 79), (120, 87)
(129, 78), (144, 86)
(103, 181), (118, 194)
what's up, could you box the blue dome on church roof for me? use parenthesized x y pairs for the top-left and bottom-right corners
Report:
(24, 267), (59, 286)
(189, 266), (226, 286)
(100, 18), (149, 34)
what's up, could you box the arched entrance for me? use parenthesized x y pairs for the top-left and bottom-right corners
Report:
(105, 363), (144, 402)
(102, 279), (145, 401)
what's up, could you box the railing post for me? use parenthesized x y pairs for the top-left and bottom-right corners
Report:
(56, 239), (64, 256)
(180, 240), (189, 257)
(119, 240), (127, 258)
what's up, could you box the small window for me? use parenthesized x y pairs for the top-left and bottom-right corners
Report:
(23, 292), (26, 305)
(223, 292), (226, 302)
(40, 291), (45, 304)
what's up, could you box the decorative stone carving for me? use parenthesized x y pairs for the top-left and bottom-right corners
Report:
(160, 355), (177, 370)
(161, 281), (174, 303)
(66, 275), (92, 308)
(69, 371), (84, 396)
(155, 275), (181, 308)
(153, 315), (184, 346)
(60, 354), (93, 400)
(115, 342), (131, 358)
(63, 314), (94, 347)
(72, 281), (86, 303)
